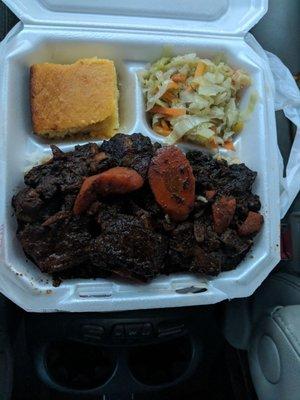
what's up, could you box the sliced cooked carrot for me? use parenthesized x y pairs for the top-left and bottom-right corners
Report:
(73, 167), (144, 215)
(161, 90), (177, 103)
(148, 146), (195, 221)
(194, 61), (207, 77)
(73, 174), (100, 215)
(153, 123), (171, 136)
(238, 211), (263, 236)
(95, 167), (144, 196)
(212, 196), (236, 234)
(149, 106), (186, 117)
(167, 81), (179, 90)
(171, 73), (186, 83)
(223, 141), (235, 151)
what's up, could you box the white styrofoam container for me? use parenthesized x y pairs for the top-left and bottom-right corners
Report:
(0, 0), (280, 312)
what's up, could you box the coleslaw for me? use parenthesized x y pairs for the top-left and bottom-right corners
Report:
(140, 53), (252, 150)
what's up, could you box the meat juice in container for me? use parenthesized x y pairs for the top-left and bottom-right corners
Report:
(0, 0), (280, 312)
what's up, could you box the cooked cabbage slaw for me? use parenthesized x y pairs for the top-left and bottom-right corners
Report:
(140, 53), (252, 150)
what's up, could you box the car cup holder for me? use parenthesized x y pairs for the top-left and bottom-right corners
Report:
(45, 341), (116, 391)
(128, 336), (192, 386)
(26, 308), (221, 397)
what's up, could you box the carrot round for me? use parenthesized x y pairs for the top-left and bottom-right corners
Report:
(74, 167), (144, 215)
(148, 146), (195, 221)
(73, 174), (99, 215)
(95, 167), (144, 196)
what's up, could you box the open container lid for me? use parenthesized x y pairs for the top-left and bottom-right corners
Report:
(4, 0), (267, 36)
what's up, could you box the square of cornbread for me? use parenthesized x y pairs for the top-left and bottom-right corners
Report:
(30, 58), (119, 139)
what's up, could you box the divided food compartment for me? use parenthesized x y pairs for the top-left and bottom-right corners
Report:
(0, 0), (280, 312)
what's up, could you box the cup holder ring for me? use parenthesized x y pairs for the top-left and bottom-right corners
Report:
(126, 334), (202, 391)
(34, 341), (118, 395)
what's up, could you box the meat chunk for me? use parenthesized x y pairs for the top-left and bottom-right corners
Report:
(194, 220), (206, 243)
(12, 188), (44, 222)
(18, 215), (92, 273)
(73, 167), (144, 215)
(24, 143), (108, 199)
(205, 190), (217, 201)
(221, 163), (257, 196)
(42, 211), (71, 227)
(168, 223), (196, 271)
(12, 187), (63, 224)
(90, 214), (167, 279)
(131, 185), (162, 216)
(212, 196), (236, 234)
(101, 133), (158, 178)
(238, 211), (263, 236)
(148, 146), (195, 221)
(192, 247), (222, 276)
(204, 224), (221, 251)
(220, 229), (251, 255)
(186, 151), (220, 191)
(247, 194), (261, 212)
(89, 152), (109, 173)
(187, 151), (257, 196)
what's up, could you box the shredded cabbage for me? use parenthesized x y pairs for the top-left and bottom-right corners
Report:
(140, 53), (253, 150)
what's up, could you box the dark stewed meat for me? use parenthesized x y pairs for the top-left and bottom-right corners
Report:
(90, 214), (168, 279)
(12, 133), (263, 282)
(18, 215), (92, 273)
(12, 188), (44, 223)
(186, 151), (257, 196)
(100, 133), (159, 178)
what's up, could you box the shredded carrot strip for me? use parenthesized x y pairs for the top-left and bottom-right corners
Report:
(160, 119), (169, 130)
(194, 61), (207, 77)
(161, 91), (177, 103)
(153, 123), (171, 136)
(171, 73), (186, 83)
(150, 106), (186, 117)
(167, 81), (179, 90)
(223, 141), (235, 151)
(208, 137), (218, 149)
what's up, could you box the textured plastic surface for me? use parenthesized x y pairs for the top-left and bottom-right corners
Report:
(0, 0), (281, 312)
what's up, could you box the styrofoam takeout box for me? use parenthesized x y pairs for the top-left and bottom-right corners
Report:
(0, 0), (280, 312)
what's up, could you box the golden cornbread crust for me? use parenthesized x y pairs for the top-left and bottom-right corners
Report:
(30, 58), (119, 139)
